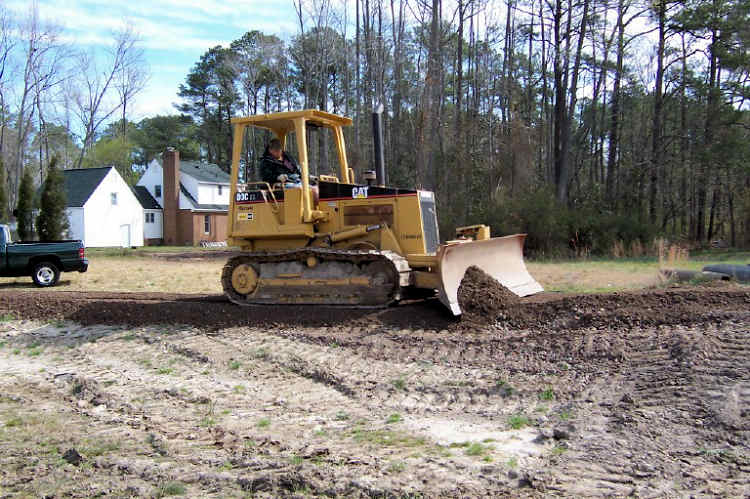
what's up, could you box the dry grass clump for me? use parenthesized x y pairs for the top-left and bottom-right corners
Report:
(0, 256), (225, 294)
(657, 238), (689, 270)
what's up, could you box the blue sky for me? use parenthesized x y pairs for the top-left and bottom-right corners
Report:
(11, 0), (302, 118)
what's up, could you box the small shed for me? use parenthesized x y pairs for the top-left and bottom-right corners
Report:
(64, 167), (144, 248)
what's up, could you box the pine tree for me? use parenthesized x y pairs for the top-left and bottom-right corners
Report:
(0, 157), (7, 223)
(16, 167), (35, 241)
(36, 156), (69, 241)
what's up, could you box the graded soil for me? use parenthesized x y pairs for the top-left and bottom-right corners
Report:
(0, 286), (748, 497)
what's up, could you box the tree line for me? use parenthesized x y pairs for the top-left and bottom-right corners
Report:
(3, 0), (749, 253)
(0, 3), (146, 237)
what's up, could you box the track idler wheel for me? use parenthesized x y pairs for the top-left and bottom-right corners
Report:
(231, 263), (258, 295)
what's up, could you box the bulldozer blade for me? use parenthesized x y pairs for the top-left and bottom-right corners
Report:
(435, 234), (543, 316)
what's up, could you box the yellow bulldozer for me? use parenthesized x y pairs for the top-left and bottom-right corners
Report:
(222, 109), (542, 315)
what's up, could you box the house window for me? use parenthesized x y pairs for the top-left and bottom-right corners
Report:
(111, 193), (118, 205)
(204, 215), (211, 234)
(155, 185), (162, 197)
(145, 212), (155, 223)
(218, 185), (222, 196)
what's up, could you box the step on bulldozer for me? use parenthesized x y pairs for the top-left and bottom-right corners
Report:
(223, 109), (542, 315)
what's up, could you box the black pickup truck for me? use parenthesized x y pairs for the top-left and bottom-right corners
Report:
(0, 224), (88, 287)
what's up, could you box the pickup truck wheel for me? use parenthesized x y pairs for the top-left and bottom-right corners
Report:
(32, 261), (60, 287)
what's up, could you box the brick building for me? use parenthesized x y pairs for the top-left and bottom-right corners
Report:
(136, 149), (230, 246)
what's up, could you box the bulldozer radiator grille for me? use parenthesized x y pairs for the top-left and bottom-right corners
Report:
(419, 192), (440, 253)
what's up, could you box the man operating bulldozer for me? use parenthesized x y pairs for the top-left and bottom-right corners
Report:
(260, 138), (301, 186)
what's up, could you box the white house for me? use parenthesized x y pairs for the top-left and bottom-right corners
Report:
(136, 151), (230, 245)
(64, 167), (144, 247)
(132, 186), (163, 245)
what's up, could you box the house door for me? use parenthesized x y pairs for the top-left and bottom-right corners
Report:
(120, 224), (131, 248)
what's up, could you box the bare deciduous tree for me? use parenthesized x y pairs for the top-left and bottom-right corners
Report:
(70, 25), (145, 168)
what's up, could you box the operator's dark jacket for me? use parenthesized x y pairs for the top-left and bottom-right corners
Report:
(259, 147), (301, 184)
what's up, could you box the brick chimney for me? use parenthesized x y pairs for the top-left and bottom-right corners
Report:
(163, 148), (180, 245)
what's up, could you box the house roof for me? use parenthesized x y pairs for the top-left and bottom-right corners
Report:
(132, 186), (162, 210)
(63, 167), (112, 207)
(180, 183), (228, 212)
(179, 160), (230, 184)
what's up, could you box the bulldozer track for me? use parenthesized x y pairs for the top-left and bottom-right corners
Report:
(221, 248), (407, 309)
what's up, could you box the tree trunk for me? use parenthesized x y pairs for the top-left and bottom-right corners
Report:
(649, 0), (665, 225)
(697, 25), (719, 242)
(415, 0), (441, 190)
(606, 0), (625, 207)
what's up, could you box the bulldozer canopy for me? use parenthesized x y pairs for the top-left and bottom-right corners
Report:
(231, 110), (352, 138)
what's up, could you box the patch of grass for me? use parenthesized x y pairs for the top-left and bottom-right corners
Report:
(257, 418), (271, 428)
(551, 445), (567, 456)
(200, 417), (216, 427)
(121, 333), (138, 341)
(386, 413), (402, 424)
(27, 347), (42, 357)
(351, 428), (426, 448)
(254, 348), (268, 360)
(392, 377), (406, 390)
(314, 429), (327, 437)
(481, 438), (496, 443)
(70, 383), (84, 396)
(82, 439), (121, 457)
(233, 385), (245, 393)
(12, 348), (20, 355)
(138, 358), (153, 369)
(228, 360), (241, 370)
(155, 481), (187, 497)
(465, 442), (488, 456)
(539, 388), (555, 401)
(334, 411), (349, 421)
(507, 457), (518, 468)
(5, 416), (24, 427)
(0, 312), (16, 322)
(0, 341), (6, 348)
(535, 405), (548, 413)
(388, 460), (406, 473)
(157, 367), (174, 375)
(290, 454), (304, 465)
(559, 410), (572, 421)
(508, 414), (530, 430)
(482, 455), (494, 462)
(218, 460), (233, 471)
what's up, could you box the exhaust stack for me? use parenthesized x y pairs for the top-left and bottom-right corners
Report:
(372, 104), (386, 187)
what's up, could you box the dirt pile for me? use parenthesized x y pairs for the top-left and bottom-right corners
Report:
(457, 266), (519, 323)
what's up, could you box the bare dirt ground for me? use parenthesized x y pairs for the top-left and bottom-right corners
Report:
(0, 286), (748, 497)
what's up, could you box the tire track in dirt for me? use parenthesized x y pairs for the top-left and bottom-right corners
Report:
(2, 324), (513, 497)
(534, 319), (750, 497)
